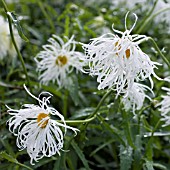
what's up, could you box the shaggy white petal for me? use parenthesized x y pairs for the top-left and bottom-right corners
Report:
(122, 82), (153, 113)
(7, 85), (79, 164)
(82, 13), (161, 95)
(35, 35), (85, 87)
(0, 15), (22, 60)
(158, 86), (170, 127)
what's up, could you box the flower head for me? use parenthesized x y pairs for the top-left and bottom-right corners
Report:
(122, 82), (153, 113)
(7, 85), (79, 164)
(0, 16), (9, 59)
(0, 15), (21, 60)
(35, 35), (85, 87)
(82, 12), (161, 95)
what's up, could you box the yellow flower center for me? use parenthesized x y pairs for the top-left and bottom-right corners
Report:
(125, 49), (130, 59)
(114, 42), (130, 59)
(56, 55), (68, 66)
(37, 113), (49, 128)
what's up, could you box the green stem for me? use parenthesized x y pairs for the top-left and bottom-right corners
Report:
(79, 89), (113, 132)
(148, 37), (170, 69)
(1, 0), (31, 90)
(90, 89), (113, 118)
(122, 110), (136, 149)
(137, 7), (170, 34)
(17, 162), (33, 170)
(63, 90), (68, 118)
(64, 115), (97, 124)
(151, 120), (161, 137)
(146, 120), (161, 160)
(135, 0), (158, 32)
(97, 114), (126, 146)
(37, 1), (55, 33)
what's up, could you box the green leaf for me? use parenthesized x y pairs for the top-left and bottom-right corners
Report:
(71, 105), (113, 119)
(97, 115), (126, 146)
(90, 138), (115, 157)
(64, 15), (70, 37)
(0, 139), (15, 157)
(7, 12), (29, 42)
(153, 163), (167, 170)
(0, 151), (33, 170)
(143, 160), (155, 170)
(146, 138), (153, 161)
(66, 76), (79, 106)
(70, 107), (95, 119)
(133, 135), (142, 170)
(0, 151), (19, 164)
(119, 145), (133, 170)
(71, 139), (90, 170)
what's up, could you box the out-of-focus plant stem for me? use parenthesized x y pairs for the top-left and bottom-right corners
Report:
(137, 7), (170, 34)
(135, 0), (158, 32)
(148, 37), (170, 69)
(1, 0), (31, 91)
(37, 1), (55, 33)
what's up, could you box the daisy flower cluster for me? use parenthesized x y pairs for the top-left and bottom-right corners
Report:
(35, 35), (85, 88)
(82, 12), (161, 112)
(0, 15), (21, 60)
(7, 85), (79, 164)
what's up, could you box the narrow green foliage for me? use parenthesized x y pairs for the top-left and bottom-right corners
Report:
(0, 139), (15, 157)
(53, 153), (67, 170)
(0, 151), (33, 170)
(143, 160), (155, 170)
(146, 138), (153, 161)
(153, 163), (167, 170)
(71, 139), (90, 170)
(97, 115), (126, 146)
(64, 16), (70, 37)
(90, 138), (115, 157)
(66, 76), (79, 106)
(71, 107), (95, 119)
(0, 0), (170, 169)
(7, 12), (29, 42)
(133, 135), (142, 170)
(119, 145), (133, 170)
(122, 110), (135, 149)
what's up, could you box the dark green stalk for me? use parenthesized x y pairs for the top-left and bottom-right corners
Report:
(1, 0), (31, 90)
(122, 110), (136, 149)
(79, 89), (113, 131)
(63, 90), (69, 118)
(135, 0), (158, 32)
(90, 89), (113, 118)
(137, 7), (170, 34)
(148, 37), (170, 69)
(57, 115), (97, 124)
(63, 89), (113, 164)
(37, 1), (55, 33)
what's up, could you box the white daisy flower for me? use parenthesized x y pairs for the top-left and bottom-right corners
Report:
(0, 16), (10, 59)
(0, 15), (21, 60)
(35, 35), (85, 87)
(82, 12), (161, 95)
(122, 82), (153, 113)
(7, 85), (79, 165)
